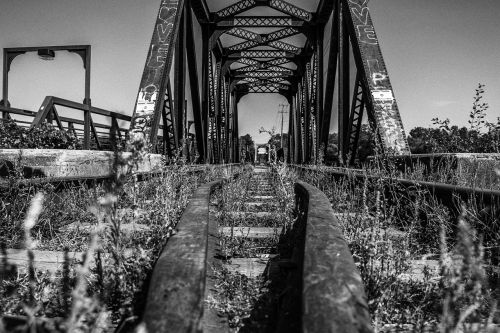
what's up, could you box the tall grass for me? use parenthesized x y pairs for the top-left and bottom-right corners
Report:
(0, 146), (234, 330)
(291, 164), (500, 331)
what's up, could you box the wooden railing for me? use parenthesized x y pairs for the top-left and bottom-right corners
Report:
(0, 96), (165, 151)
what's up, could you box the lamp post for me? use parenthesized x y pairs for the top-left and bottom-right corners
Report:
(1, 45), (91, 148)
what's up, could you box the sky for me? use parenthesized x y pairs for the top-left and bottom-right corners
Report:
(0, 0), (499, 144)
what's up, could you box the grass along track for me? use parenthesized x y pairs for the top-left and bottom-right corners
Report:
(0, 163), (238, 331)
(204, 166), (290, 332)
(290, 165), (500, 332)
(141, 165), (370, 332)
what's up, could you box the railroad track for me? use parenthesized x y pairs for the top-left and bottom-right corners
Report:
(0, 159), (239, 191)
(290, 165), (500, 217)
(0, 163), (244, 331)
(139, 163), (499, 332)
(3, 162), (498, 331)
(141, 165), (371, 332)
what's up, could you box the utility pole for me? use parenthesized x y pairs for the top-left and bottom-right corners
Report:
(278, 104), (288, 148)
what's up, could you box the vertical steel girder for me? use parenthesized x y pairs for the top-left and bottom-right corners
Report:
(174, 9), (187, 150)
(129, 0), (185, 152)
(162, 80), (178, 156)
(207, 50), (216, 162)
(214, 61), (222, 163)
(338, 2), (350, 164)
(218, 72), (227, 162)
(287, 95), (295, 163)
(321, 0), (339, 154)
(296, 86), (304, 163)
(315, 27), (324, 160)
(224, 77), (231, 161)
(202, 27), (211, 162)
(343, 0), (409, 154)
(299, 78), (308, 162)
(304, 62), (312, 162)
(309, 53), (319, 162)
(231, 91), (240, 162)
(347, 73), (366, 165)
(186, 5), (206, 162)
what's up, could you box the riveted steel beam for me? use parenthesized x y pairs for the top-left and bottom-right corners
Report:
(338, 1), (350, 165)
(347, 73), (366, 165)
(226, 27), (301, 53)
(225, 28), (262, 42)
(216, 16), (307, 29)
(233, 70), (294, 78)
(228, 50), (297, 59)
(269, 0), (312, 21)
(315, 27), (324, 161)
(174, 10), (187, 149)
(190, 0), (210, 23)
(321, 0), (340, 154)
(343, 0), (409, 154)
(186, 4), (205, 161)
(129, 0), (185, 151)
(315, 0), (335, 25)
(214, 0), (257, 21)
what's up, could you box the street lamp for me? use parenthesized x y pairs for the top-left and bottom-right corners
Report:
(37, 49), (55, 60)
(1, 45), (92, 148)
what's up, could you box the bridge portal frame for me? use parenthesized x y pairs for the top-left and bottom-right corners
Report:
(128, 0), (410, 165)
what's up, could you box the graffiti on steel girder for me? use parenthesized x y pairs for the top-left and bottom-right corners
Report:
(130, 0), (182, 148)
(345, 0), (409, 154)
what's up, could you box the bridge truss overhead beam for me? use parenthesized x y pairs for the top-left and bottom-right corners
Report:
(214, 0), (257, 21)
(268, 0), (312, 22)
(216, 16), (307, 29)
(227, 29), (302, 54)
(227, 50), (297, 59)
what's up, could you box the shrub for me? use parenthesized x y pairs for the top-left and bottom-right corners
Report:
(0, 119), (81, 149)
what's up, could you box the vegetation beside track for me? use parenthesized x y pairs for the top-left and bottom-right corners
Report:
(208, 166), (296, 332)
(293, 164), (499, 332)
(0, 118), (81, 150)
(0, 147), (231, 331)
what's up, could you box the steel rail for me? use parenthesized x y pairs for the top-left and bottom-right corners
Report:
(141, 173), (371, 333)
(289, 165), (500, 214)
(0, 163), (241, 190)
(142, 179), (223, 332)
(280, 181), (372, 332)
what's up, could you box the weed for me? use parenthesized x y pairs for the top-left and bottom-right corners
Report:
(290, 164), (500, 331)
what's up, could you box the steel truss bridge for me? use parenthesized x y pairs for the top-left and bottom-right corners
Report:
(2, 0), (410, 165)
(128, 0), (410, 165)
